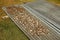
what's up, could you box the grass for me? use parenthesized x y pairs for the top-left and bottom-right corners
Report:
(0, 0), (34, 40)
(0, 18), (29, 40)
(47, 0), (60, 6)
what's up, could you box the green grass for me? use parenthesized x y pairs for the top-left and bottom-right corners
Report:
(47, 0), (60, 5)
(0, 11), (29, 40)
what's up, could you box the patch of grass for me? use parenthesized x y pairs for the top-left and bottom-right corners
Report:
(0, 0), (34, 6)
(47, 0), (60, 6)
(0, 17), (29, 40)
